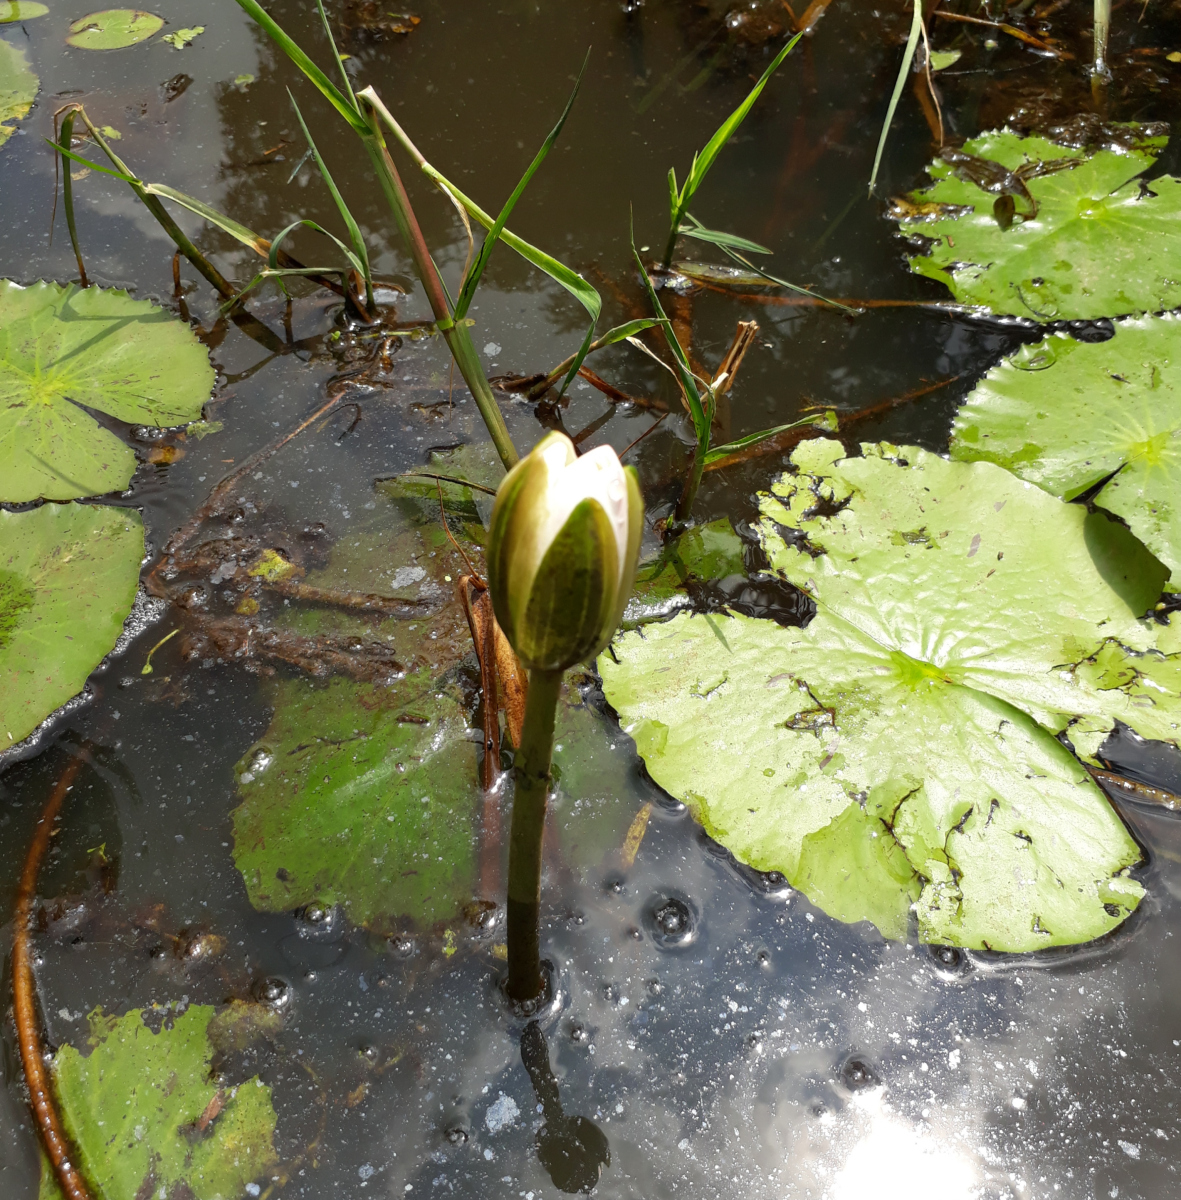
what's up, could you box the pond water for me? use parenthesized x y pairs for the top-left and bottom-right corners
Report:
(4, 1), (1181, 1197)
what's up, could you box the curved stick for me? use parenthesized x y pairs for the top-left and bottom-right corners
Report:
(12, 753), (93, 1200)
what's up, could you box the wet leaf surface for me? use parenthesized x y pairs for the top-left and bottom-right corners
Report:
(601, 440), (1181, 949)
(232, 670), (481, 931)
(0, 281), (214, 502)
(0, 37), (37, 150)
(625, 516), (746, 624)
(1, 502), (142, 747)
(951, 314), (1181, 589)
(39, 1002), (277, 1200)
(895, 127), (1181, 319)
(66, 9), (164, 49)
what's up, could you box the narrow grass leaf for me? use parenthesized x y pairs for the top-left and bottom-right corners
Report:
(680, 217), (771, 254)
(231, 0), (366, 133)
(314, 0), (357, 107)
(47, 140), (137, 183)
(143, 183), (270, 255)
(703, 412), (837, 466)
(716, 242), (858, 313)
(453, 50), (589, 322)
(869, 0), (923, 195)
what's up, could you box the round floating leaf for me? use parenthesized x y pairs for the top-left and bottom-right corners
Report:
(0, 280), (214, 501)
(66, 8), (163, 48)
(894, 127), (1181, 319)
(1, 502), (143, 747)
(952, 314), (1181, 589)
(0, 36), (38, 150)
(40, 1004), (277, 1200)
(601, 441), (1181, 950)
(0, 2), (49, 22)
(232, 672), (481, 931)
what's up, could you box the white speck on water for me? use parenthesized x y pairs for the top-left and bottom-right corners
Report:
(483, 342), (502, 356)
(1011, 1097), (1026, 1110)
(1118, 1140), (1140, 1159)
(359, 1164), (374, 1179)
(857, 1002), (868, 1013)
(485, 1093), (519, 1134)
(389, 565), (426, 589)
(483, 1148), (494, 1161)
(948, 1049), (961, 1069)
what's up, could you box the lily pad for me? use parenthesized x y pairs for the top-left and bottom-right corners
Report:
(1, 502), (143, 748)
(162, 24), (203, 48)
(66, 8), (163, 48)
(232, 671), (481, 931)
(951, 314), (1181, 590)
(39, 1003), (277, 1200)
(0, 2), (49, 22)
(894, 127), (1181, 319)
(0, 280), (214, 501)
(625, 516), (745, 624)
(0, 37), (37, 150)
(600, 440), (1181, 950)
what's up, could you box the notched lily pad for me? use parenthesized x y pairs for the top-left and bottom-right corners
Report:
(894, 125), (1181, 319)
(601, 440), (1181, 951)
(1, 502), (143, 748)
(232, 671), (481, 932)
(0, 37), (38, 149)
(952, 313), (1181, 589)
(66, 9), (163, 48)
(39, 1002), (277, 1200)
(0, 280), (215, 501)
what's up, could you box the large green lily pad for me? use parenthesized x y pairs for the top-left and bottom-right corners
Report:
(39, 1003), (277, 1200)
(894, 127), (1181, 319)
(951, 314), (1181, 590)
(0, 37), (37, 150)
(232, 671), (481, 931)
(0, 281), (214, 501)
(66, 9), (163, 48)
(1, 502), (143, 747)
(601, 440), (1181, 950)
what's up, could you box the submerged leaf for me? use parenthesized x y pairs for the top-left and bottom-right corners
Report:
(1, 503), (143, 747)
(40, 1003), (277, 1200)
(625, 517), (745, 624)
(0, 36), (37, 149)
(66, 9), (164, 48)
(232, 672), (481, 930)
(0, 2), (48, 22)
(894, 127), (1181, 319)
(0, 280), (214, 501)
(601, 441), (1181, 950)
(951, 314), (1181, 589)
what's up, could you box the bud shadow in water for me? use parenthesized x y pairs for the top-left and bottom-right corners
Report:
(520, 1020), (610, 1194)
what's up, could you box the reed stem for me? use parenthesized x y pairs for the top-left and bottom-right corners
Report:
(506, 666), (563, 1002)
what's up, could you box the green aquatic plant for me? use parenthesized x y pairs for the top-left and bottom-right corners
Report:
(893, 126), (1181, 319)
(0, 36), (37, 150)
(0, 503), (143, 748)
(39, 1004), (277, 1200)
(600, 438), (1181, 950)
(487, 432), (643, 1002)
(0, 281), (214, 501)
(65, 9), (163, 50)
(951, 314), (1181, 590)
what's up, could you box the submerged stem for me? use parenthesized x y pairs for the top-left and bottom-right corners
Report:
(506, 667), (563, 1002)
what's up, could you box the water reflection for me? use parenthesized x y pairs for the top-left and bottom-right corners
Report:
(521, 1020), (610, 1194)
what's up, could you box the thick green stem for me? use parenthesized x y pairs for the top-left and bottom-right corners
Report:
(56, 111), (89, 287)
(506, 666), (563, 1002)
(358, 99), (519, 471)
(660, 210), (682, 273)
(1093, 0), (1111, 76)
(673, 443), (707, 526)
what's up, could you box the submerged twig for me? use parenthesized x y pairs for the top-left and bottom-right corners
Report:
(13, 752), (93, 1200)
(933, 9), (1072, 58)
(1090, 767), (1181, 812)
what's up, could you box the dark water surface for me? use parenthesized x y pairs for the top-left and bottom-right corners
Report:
(4, 1), (1181, 1197)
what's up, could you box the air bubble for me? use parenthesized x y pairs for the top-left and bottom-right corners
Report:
(644, 894), (699, 950)
(841, 1056), (880, 1091)
(253, 976), (292, 1011)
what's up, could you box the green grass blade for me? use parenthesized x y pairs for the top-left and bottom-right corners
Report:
(231, 0), (366, 133)
(680, 216), (771, 255)
(47, 140), (137, 183)
(631, 227), (709, 447)
(288, 90), (372, 303)
(868, 0), (923, 196)
(266, 217), (363, 277)
(703, 411), (837, 466)
(453, 50), (589, 322)
(594, 317), (663, 348)
(143, 183), (269, 253)
(716, 243), (858, 313)
(685, 31), (803, 197)
(314, 0), (356, 107)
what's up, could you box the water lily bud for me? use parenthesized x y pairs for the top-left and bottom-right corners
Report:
(488, 432), (643, 672)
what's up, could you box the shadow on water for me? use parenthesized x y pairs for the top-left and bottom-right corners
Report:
(521, 1020), (610, 1194)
